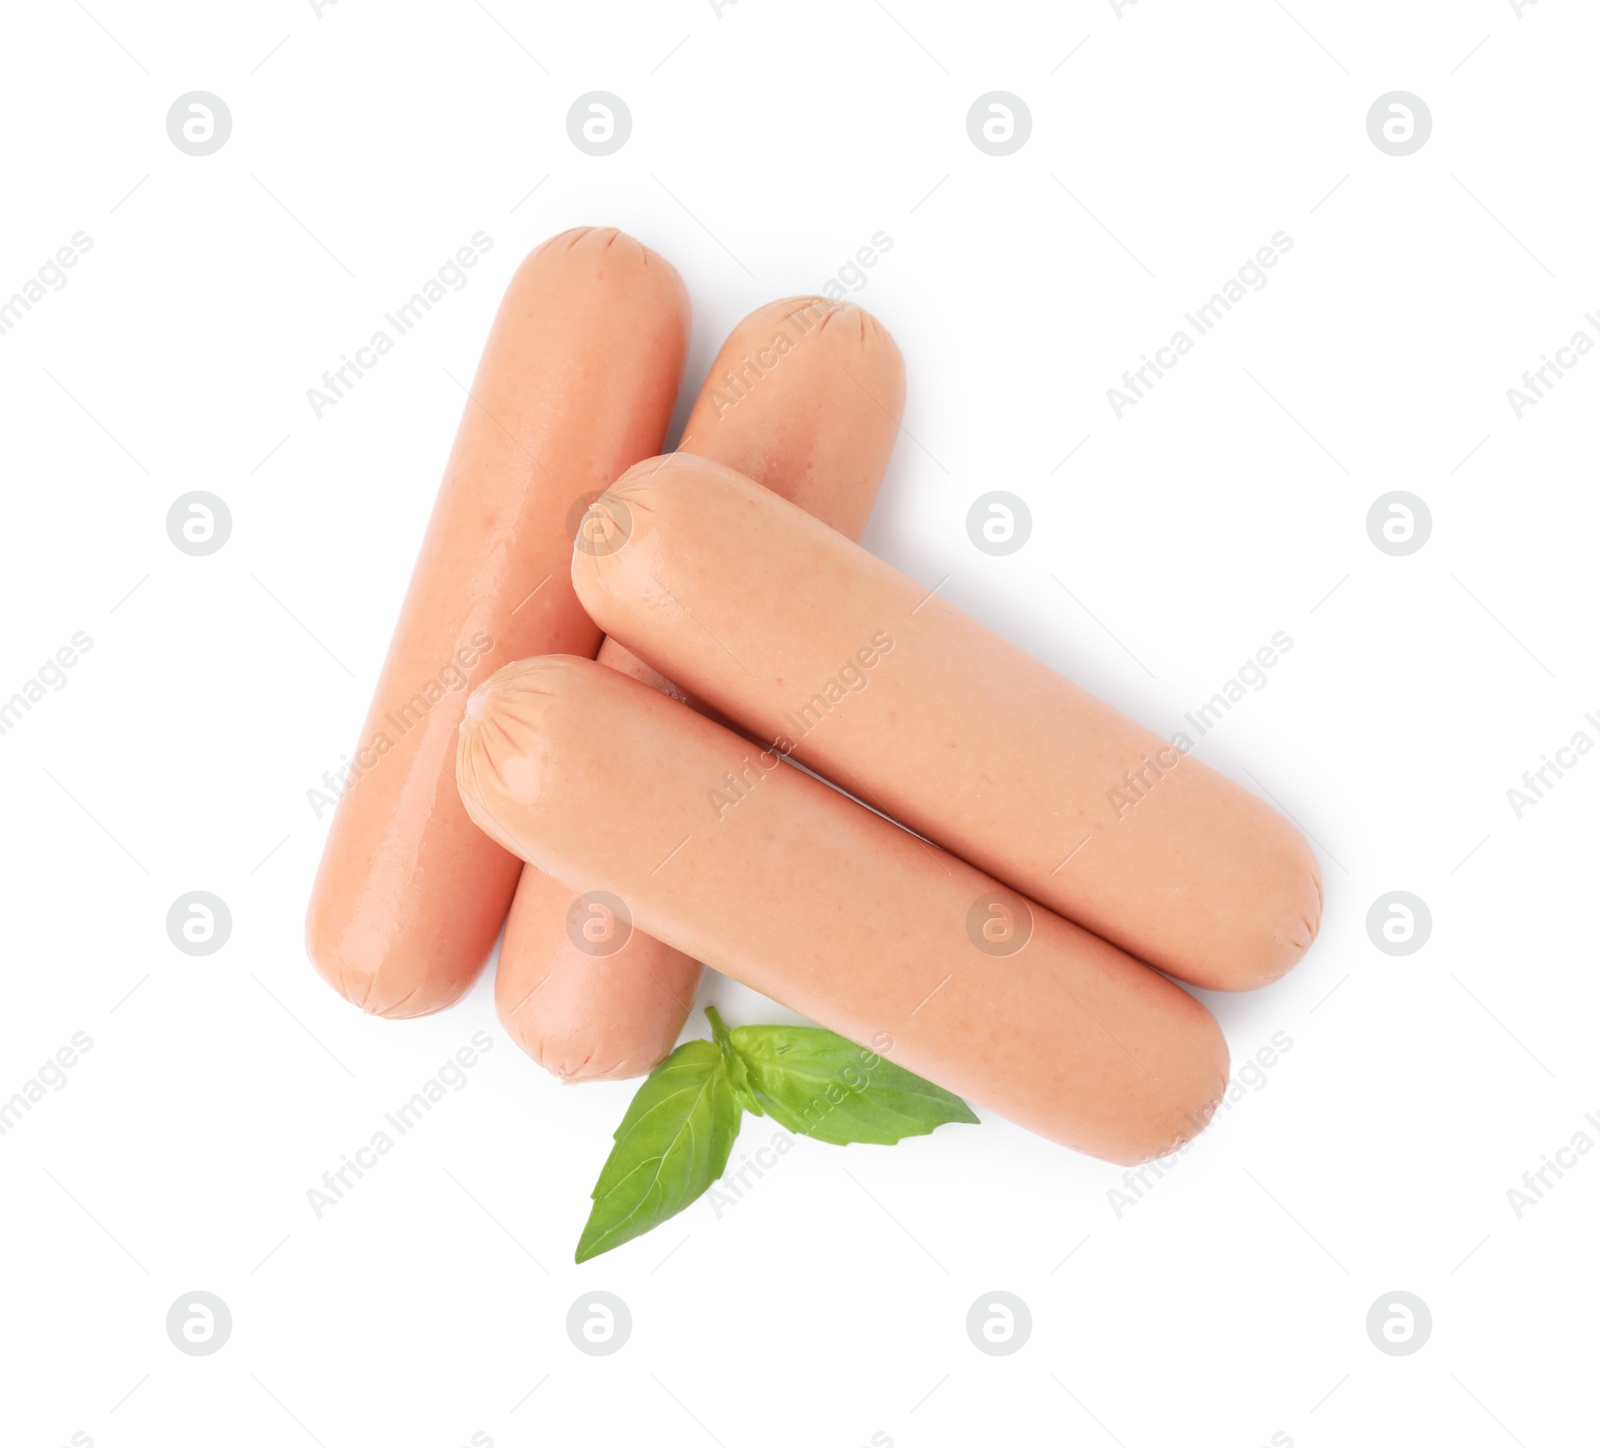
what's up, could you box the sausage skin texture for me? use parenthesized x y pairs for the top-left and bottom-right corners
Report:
(496, 297), (904, 1080)
(458, 656), (1229, 1163)
(305, 228), (690, 1018)
(573, 455), (1322, 992)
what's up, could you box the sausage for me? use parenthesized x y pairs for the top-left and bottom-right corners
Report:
(305, 228), (690, 1018)
(496, 297), (904, 1079)
(571, 455), (1321, 992)
(458, 656), (1229, 1162)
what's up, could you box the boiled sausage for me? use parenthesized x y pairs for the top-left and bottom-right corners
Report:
(457, 655), (1230, 1163)
(305, 228), (690, 1017)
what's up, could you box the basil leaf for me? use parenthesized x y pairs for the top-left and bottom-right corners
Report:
(575, 1039), (742, 1263)
(729, 1025), (979, 1146)
(705, 1006), (763, 1117)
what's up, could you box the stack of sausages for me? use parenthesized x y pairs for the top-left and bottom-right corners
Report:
(307, 227), (1321, 1166)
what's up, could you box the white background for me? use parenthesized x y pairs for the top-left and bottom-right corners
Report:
(2, 1), (1595, 1444)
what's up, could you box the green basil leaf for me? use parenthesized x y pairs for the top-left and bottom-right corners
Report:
(705, 1007), (763, 1117)
(729, 1025), (979, 1146)
(575, 1039), (742, 1263)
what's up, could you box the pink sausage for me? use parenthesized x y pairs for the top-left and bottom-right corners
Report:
(459, 656), (1230, 1163)
(305, 228), (689, 1018)
(572, 455), (1322, 992)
